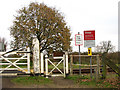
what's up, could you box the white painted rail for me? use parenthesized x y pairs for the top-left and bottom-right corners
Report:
(45, 55), (66, 78)
(0, 47), (31, 74)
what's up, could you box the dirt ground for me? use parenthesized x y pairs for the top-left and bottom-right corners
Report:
(2, 76), (82, 88)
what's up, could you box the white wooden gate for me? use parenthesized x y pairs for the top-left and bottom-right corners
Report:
(0, 47), (30, 74)
(45, 53), (68, 78)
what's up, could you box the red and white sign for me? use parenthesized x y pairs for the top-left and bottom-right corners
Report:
(84, 30), (95, 47)
(84, 30), (95, 40)
(75, 34), (83, 46)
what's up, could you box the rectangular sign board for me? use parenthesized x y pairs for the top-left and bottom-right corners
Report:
(88, 47), (92, 56)
(84, 40), (95, 47)
(84, 30), (95, 47)
(75, 34), (83, 46)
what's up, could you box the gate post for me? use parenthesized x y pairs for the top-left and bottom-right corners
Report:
(27, 47), (30, 73)
(97, 55), (100, 78)
(65, 52), (69, 76)
(70, 55), (73, 75)
(32, 37), (40, 75)
(102, 54), (106, 79)
(45, 55), (48, 78)
(63, 54), (66, 78)
(41, 53), (44, 75)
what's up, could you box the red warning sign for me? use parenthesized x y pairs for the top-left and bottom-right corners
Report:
(84, 30), (95, 40)
(84, 30), (95, 47)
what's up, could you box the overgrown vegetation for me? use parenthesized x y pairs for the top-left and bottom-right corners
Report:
(66, 73), (120, 88)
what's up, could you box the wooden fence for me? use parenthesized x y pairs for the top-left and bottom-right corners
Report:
(70, 55), (101, 80)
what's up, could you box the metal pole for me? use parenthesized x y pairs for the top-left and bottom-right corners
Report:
(90, 55), (92, 78)
(78, 32), (81, 75)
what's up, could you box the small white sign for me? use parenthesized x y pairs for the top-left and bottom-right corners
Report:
(84, 40), (95, 47)
(75, 34), (83, 46)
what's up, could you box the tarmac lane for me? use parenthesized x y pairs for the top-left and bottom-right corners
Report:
(2, 76), (16, 88)
(0, 77), (2, 89)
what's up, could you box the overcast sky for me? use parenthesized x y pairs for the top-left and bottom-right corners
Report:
(0, 0), (119, 52)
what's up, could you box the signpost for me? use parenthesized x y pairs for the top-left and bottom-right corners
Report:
(88, 47), (92, 78)
(84, 30), (95, 78)
(84, 30), (95, 47)
(75, 32), (83, 75)
(88, 48), (92, 56)
(75, 34), (83, 46)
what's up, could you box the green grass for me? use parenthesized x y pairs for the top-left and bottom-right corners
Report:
(66, 75), (97, 87)
(66, 74), (120, 88)
(66, 75), (89, 80)
(11, 76), (53, 85)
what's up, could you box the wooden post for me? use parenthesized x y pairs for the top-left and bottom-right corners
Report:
(27, 47), (30, 73)
(102, 54), (106, 79)
(45, 55), (48, 78)
(94, 55), (99, 81)
(63, 54), (66, 78)
(41, 53), (44, 75)
(32, 37), (40, 75)
(97, 55), (100, 78)
(65, 52), (69, 76)
(98, 56), (101, 74)
(70, 55), (73, 75)
(95, 67), (98, 81)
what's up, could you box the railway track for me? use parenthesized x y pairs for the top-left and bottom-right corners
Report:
(49, 68), (115, 74)
(72, 68), (114, 74)
(0, 68), (114, 76)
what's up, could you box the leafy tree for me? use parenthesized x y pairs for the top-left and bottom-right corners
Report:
(10, 2), (72, 53)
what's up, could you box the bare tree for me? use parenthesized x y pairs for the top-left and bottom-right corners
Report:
(0, 37), (7, 51)
(95, 41), (115, 53)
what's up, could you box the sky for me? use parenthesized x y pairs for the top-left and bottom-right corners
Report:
(0, 0), (119, 52)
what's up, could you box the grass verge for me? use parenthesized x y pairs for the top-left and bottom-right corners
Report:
(11, 76), (53, 86)
(66, 73), (120, 88)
